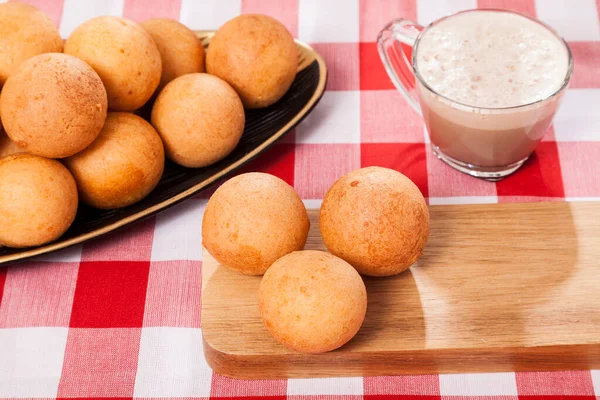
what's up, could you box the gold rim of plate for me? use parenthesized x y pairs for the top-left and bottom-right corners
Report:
(0, 32), (327, 264)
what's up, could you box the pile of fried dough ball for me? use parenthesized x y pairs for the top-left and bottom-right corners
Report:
(0, 2), (298, 248)
(202, 166), (430, 353)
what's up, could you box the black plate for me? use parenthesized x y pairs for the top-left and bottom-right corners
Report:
(0, 37), (327, 265)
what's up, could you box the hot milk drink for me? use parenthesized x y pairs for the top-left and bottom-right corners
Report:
(414, 11), (570, 167)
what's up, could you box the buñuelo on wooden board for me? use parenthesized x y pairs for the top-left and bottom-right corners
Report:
(202, 194), (600, 378)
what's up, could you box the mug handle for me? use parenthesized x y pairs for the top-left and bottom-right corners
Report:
(377, 18), (424, 115)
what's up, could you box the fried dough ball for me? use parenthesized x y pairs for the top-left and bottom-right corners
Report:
(0, 154), (78, 248)
(320, 166), (430, 276)
(65, 16), (161, 111)
(202, 172), (309, 275)
(141, 18), (205, 91)
(65, 112), (165, 209)
(0, 2), (63, 86)
(0, 53), (107, 158)
(259, 250), (367, 353)
(151, 73), (244, 168)
(206, 14), (297, 108)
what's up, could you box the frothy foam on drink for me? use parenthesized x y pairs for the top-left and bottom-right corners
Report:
(415, 11), (570, 108)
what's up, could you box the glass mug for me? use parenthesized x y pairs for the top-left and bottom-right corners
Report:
(377, 9), (573, 181)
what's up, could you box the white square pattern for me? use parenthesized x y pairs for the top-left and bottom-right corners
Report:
(287, 377), (363, 395)
(296, 91), (360, 144)
(566, 197), (600, 202)
(180, 0), (241, 30)
(303, 199), (323, 209)
(423, 125), (430, 143)
(428, 196), (499, 205)
(134, 327), (212, 397)
(32, 244), (82, 263)
(554, 89), (600, 142)
(60, 0), (124, 38)
(591, 369), (600, 397)
(417, 0), (477, 25)
(536, 0), (600, 41)
(439, 372), (518, 396)
(151, 199), (206, 261)
(0, 328), (68, 397)
(298, 0), (359, 43)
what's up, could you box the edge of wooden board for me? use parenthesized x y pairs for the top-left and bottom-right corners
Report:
(201, 201), (600, 379)
(203, 341), (600, 379)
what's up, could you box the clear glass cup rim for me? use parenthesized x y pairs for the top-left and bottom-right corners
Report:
(410, 8), (574, 112)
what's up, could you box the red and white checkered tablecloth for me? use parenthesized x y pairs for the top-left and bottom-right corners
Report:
(1, 0), (600, 398)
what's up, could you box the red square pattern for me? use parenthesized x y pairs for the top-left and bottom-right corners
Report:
(516, 371), (596, 396)
(498, 196), (566, 204)
(211, 373), (286, 397)
(365, 397), (440, 400)
(310, 43), (359, 91)
(518, 397), (596, 400)
(240, 143), (296, 187)
(360, 42), (395, 91)
(496, 142), (565, 198)
(597, 0), (600, 32)
(17, 0), (64, 26)
(0, 268), (6, 309)
(361, 90), (424, 143)
(426, 145), (497, 198)
(477, 0), (537, 17)
(195, 143), (295, 200)
(123, 0), (181, 22)
(57, 398), (133, 400)
(69, 261), (150, 328)
(143, 260), (202, 327)
(361, 143), (429, 197)
(568, 42), (600, 88)
(441, 397), (518, 400)
(194, 177), (226, 200)
(58, 328), (142, 397)
(242, 0), (299, 37)
(558, 141), (600, 197)
(0, 262), (78, 327)
(360, 89), (425, 143)
(359, 0), (416, 42)
(364, 375), (441, 396)
(288, 396), (363, 400)
(294, 144), (360, 199)
(279, 128), (297, 144)
(541, 125), (557, 142)
(81, 217), (156, 261)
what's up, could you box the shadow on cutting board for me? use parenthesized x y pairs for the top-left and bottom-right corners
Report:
(412, 202), (578, 352)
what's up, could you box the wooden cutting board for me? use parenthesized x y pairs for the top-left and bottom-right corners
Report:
(201, 201), (600, 379)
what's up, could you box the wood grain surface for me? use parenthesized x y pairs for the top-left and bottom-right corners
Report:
(201, 201), (600, 379)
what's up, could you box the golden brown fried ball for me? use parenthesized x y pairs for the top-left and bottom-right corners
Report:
(0, 2), (63, 86)
(206, 14), (297, 108)
(0, 53), (107, 158)
(0, 154), (78, 248)
(141, 18), (205, 91)
(64, 16), (161, 111)
(202, 172), (309, 275)
(320, 166), (430, 276)
(0, 127), (26, 159)
(259, 250), (367, 353)
(65, 112), (164, 209)
(151, 73), (244, 168)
